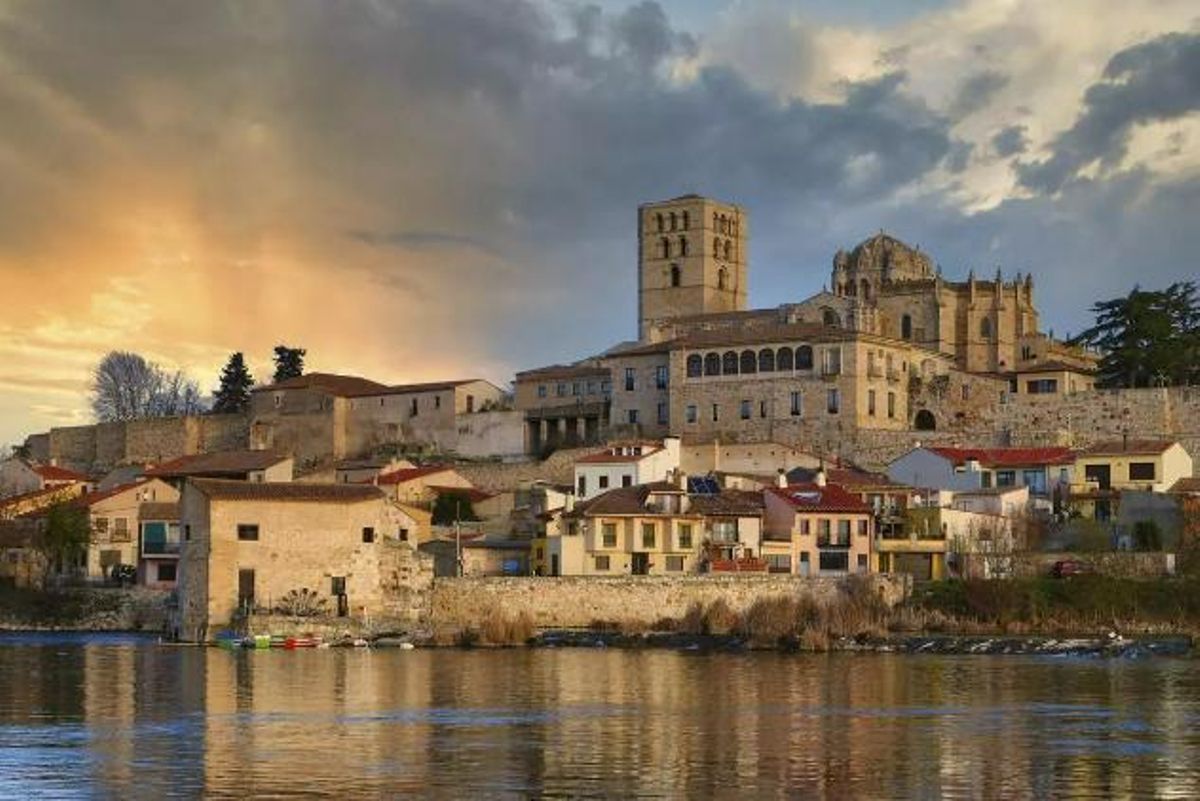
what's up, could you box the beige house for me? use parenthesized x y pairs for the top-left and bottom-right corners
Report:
(75, 478), (180, 581)
(763, 481), (874, 576)
(175, 479), (422, 642)
(375, 465), (473, 506)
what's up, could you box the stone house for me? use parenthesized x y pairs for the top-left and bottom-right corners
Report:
(0, 457), (91, 499)
(374, 465), (474, 506)
(175, 479), (424, 642)
(762, 480), (874, 576)
(73, 478), (180, 581)
(573, 438), (681, 500)
(514, 362), (611, 454)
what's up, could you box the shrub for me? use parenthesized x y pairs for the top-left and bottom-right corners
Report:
(701, 598), (739, 635)
(275, 588), (329, 618)
(480, 610), (534, 645)
(738, 596), (801, 645)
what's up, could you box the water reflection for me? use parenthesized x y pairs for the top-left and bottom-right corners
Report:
(0, 635), (1197, 798)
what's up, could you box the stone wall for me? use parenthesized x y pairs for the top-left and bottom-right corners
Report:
(456, 445), (608, 492)
(31, 413), (251, 472)
(429, 574), (911, 630)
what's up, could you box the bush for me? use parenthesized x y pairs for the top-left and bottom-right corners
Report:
(480, 610), (534, 645)
(738, 596), (801, 645)
(701, 598), (739, 635)
(275, 588), (329, 617)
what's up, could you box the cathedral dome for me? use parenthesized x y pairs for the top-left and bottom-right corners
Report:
(838, 232), (934, 283)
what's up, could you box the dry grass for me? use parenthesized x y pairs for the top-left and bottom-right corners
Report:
(702, 598), (739, 635)
(479, 610), (535, 646)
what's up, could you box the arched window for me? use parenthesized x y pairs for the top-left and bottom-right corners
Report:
(901, 314), (912, 340)
(845, 282), (855, 297)
(723, 240), (732, 260)
(682, 211), (690, 229)
(860, 279), (870, 300)
(712, 211), (719, 230)
(740, 350), (757, 374)
(670, 264), (681, 288)
(717, 267), (728, 291)
(660, 237), (670, 259)
(795, 345), (814, 370)
(656, 213), (664, 232)
(704, 352), (721, 376)
(713, 236), (721, 256)
(822, 308), (841, 327)
(980, 317), (992, 340)
(722, 351), (739, 375)
(758, 348), (775, 372)
(777, 347), (794, 371)
(679, 236), (688, 256)
(720, 214), (727, 234)
(670, 212), (677, 231)
(914, 410), (937, 431)
(686, 354), (703, 377)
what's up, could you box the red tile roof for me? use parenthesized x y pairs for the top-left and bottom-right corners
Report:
(375, 465), (458, 485)
(32, 463), (90, 482)
(146, 451), (289, 478)
(927, 446), (1076, 468)
(769, 483), (873, 513)
(251, 372), (392, 397)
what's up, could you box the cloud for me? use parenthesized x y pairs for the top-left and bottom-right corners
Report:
(1018, 32), (1200, 192)
(948, 70), (1009, 119)
(992, 124), (1029, 157)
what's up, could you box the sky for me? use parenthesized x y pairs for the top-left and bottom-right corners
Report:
(1, 0), (1198, 447)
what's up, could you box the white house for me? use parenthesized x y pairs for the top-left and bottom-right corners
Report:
(887, 446), (1074, 496)
(573, 438), (681, 500)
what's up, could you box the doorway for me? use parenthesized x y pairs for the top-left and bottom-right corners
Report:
(631, 553), (650, 575)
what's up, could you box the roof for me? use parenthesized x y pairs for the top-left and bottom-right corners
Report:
(31, 463), (89, 482)
(139, 502), (180, 521)
(613, 321), (855, 357)
(375, 465), (459, 485)
(1169, 477), (1200, 494)
(576, 444), (663, 464)
(569, 482), (684, 517)
(687, 490), (764, 517)
(1015, 359), (1096, 375)
(146, 451), (289, 478)
(388, 379), (482, 394)
(0, 484), (79, 513)
(335, 457), (394, 470)
(429, 486), (494, 504)
(768, 483), (872, 513)
(190, 479), (384, 503)
(515, 363), (609, 382)
(787, 466), (906, 489)
(1081, 440), (1179, 457)
(926, 446), (1076, 468)
(252, 372), (393, 397)
(75, 479), (151, 509)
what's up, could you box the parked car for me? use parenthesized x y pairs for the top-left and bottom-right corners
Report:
(1051, 559), (1094, 579)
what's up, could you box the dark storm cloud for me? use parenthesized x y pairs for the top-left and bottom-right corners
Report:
(992, 124), (1029, 157)
(1018, 32), (1200, 193)
(948, 70), (1009, 119)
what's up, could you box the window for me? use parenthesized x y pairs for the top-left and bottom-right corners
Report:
(655, 365), (669, 389)
(961, 384), (970, 401)
(184, 524), (191, 542)
(1129, 462), (1156, 481)
(760, 400), (767, 419)
(602, 523), (617, 547)
(537, 385), (547, 398)
(657, 402), (668, 425)
(980, 317), (993, 340)
(901, 314), (912, 340)
(572, 382), (581, 396)
(410, 398), (419, 416)
(790, 391), (803, 417)
(399, 528), (410, 542)
(627, 409), (639, 425)
(594, 555), (610, 571)
(723, 240), (732, 260)
(624, 367), (636, 391)
(777, 347), (794, 371)
(557, 383), (567, 397)
(704, 352), (721, 376)
(764, 554), (790, 573)
(857, 520), (868, 536)
(362, 527), (375, 544)
(711, 403), (720, 422)
(238, 569), (255, 609)
(670, 264), (681, 287)
(435, 395), (442, 409)
(599, 475), (609, 489)
(887, 392), (896, 419)
(996, 470), (1016, 487)
(678, 236), (688, 256)
(94, 517), (109, 534)
(856, 554), (868, 572)
(740, 350), (756, 374)
(642, 524), (656, 549)
(587, 381), (597, 394)
(679, 524), (693, 549)
(670, 211), (677, 230)
(686, 354), (703, 377)
(157, 563), (177, 583)
(577, 475), (587, 496)
(113, 518), (129, 541)
(622, 475), (633, 488)
(801, 520), (811, 535)
(1027, 379), (1058, 394)
(758, 349), (775, 372)
(795, 345), (813, 370)
(819, 552), (849, 572)
(822, 348), (842, 375)
(686, 404), (697, 424)
(868, 390), (876, 416)
(237, 524), (259, 541)
(827, 389), (840, 415)
(740, 399), (751, 420)
(666, 555), (684, 572)
(837, 519), (851, 541)
(656, 212), (664, 232)
(682, 210), (689, 229)
(822, 308), (840, 327)
(660, 236), (670, 259)
(717, 268), (728, 291)
(722, 351), (738, 375)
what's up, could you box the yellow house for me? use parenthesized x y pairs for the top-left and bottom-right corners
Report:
(1070, 439), (1194, 520)
(762, 481), (874, 576)
(76, 478), (179, 582)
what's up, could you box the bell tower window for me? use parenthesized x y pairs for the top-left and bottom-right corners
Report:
(670, 265), (681, 287)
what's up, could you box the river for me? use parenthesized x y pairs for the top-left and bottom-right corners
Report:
(0, 633), (1197, 798)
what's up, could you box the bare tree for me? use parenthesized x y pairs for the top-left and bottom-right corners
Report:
(90, 351), (207, 422)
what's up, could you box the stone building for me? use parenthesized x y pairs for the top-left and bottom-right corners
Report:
(175, 479), (424, 642)
(513, 362), (611, 454)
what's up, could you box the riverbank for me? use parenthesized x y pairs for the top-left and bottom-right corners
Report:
(0, 586), (169, 632)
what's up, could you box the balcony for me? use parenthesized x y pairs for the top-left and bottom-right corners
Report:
(886, 368), (901, 383)
(816, 536), (851, 549)
(867, 364), (883, 379)
(142, 538), (181, 556)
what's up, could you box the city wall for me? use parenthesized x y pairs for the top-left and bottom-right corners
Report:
(34, 414), (249, 471)
(428, 574), (911, 630)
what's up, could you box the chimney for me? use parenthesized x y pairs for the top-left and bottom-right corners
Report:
(815, 468), (827, 488)
(676, 469), (688, 491)
(775, 469), (787, 489)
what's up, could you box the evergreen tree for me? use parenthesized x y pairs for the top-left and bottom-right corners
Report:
(37, 503), (91, 580)
(272, 345), (307, 383)
(212, 352), (255, 413)
(1071, 282), (1200, 388)
(431, 491), (479, 525)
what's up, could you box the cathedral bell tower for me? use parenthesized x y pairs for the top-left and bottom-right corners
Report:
(637, 195), (747, 340)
